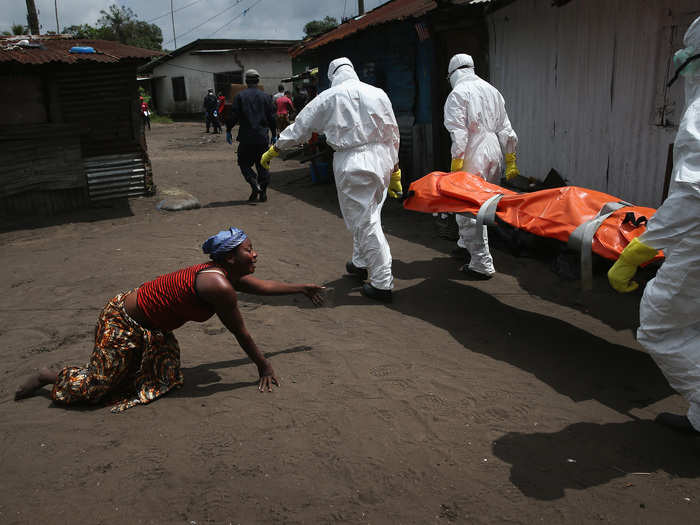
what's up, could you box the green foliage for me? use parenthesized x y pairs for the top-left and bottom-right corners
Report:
(303, 16), (338, 38)
(63, 4), (163, 51)
(2, 23), (29, 36)
(63, 23), (105, 39)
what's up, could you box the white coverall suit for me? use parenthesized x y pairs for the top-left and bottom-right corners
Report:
(275, 58), (400, 290)
(444, 54), (518, 276)
(637, 17), (700, 430)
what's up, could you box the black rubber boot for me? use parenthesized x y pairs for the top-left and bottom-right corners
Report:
(459, 264), (493, 280)
(361, 283), (392, 303)
(655, 413), (700, 435)
(346, 261), (368, 280)
(259, 185), (268, 202)
(248, 189), (259, 201)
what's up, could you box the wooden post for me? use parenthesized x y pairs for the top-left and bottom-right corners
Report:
(170, 0), (177, 49)
(26, 0), (40, 34)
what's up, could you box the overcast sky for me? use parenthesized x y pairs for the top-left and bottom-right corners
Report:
(2, 0), (391, 48)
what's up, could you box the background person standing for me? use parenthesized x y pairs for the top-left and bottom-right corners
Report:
(274, 90), (295, 141)
(203, 88), (219, 133)
(216, 91), (226, 130)
(273, 84), (285, 104)
(140, 96), (151, 131)
(225, 69), (276, 202)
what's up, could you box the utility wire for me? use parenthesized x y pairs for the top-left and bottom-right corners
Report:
(162, 0), (243, 46)
(206, 0), (265, 37)
(157, 61), (280, 79)
(145, 0), (207, 23)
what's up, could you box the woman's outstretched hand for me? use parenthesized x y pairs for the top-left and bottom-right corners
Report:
(257, 359), (280, 392)
(302, 284), (326, 306)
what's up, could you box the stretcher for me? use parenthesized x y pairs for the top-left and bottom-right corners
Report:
(403, 171), (662, 289)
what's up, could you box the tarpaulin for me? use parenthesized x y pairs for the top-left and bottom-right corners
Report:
(404, 171), (662, 262)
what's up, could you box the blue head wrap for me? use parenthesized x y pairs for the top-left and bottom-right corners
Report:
(202, 227), (248, 260)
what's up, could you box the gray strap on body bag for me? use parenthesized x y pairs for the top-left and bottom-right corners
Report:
(567, 201), (631, 291)
(475, 193), (505, 235)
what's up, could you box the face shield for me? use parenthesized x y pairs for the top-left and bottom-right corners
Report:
(668, 16), (700, 86)
(446, 64), (473, 81)
(446, 54), (474, 85)
(668, 48), (700, 86)
(327, 58), (354, 82)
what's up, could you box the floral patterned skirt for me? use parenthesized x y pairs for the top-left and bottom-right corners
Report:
(52, 291), (184, 413)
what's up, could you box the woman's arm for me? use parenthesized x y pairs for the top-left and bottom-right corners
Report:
(196, 272), (279, 391)
(235, 275), (325, 306)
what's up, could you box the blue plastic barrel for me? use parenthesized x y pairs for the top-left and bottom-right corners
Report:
(69, 46), (96, 54)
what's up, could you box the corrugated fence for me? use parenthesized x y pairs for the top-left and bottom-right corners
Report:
(487, 0), (698, 207)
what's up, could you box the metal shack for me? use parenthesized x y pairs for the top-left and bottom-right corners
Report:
(0, 35), (161, 216)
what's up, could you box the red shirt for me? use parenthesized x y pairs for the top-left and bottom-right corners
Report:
(275, 95), (294, 116)
(137, 262), (229, 331)
(217, 95), (225, 114)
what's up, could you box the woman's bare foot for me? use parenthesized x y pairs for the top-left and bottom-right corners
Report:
(15, 368), (57, 400)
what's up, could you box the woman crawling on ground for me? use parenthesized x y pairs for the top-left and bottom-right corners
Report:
(15, 227), (324, 412)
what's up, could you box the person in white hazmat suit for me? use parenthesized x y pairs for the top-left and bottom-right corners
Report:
(608, 16), (700, 434)
(259, 57), (402, 302)
(444, 53), (520, 279)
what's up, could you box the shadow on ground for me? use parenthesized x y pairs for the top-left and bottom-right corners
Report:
(237, 253), (672, 417)
(269, 167), (647, 332)
(493, 419), (700, 500)
(0, 199), (135, 234)
(174, 345), (312, 398)
(203, 199), (256, 209)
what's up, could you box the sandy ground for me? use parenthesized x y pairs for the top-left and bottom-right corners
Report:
(1, 121), (699, 524)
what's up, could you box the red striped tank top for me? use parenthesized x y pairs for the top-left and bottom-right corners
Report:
(136, 262), (228, 331)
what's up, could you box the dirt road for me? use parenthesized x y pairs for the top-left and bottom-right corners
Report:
(1, 122), (698, 524)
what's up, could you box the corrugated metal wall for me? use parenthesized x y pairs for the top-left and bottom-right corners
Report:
(0, 123), (88, 215)
(487, 0), (698, 207)
(54, 62), (141, 157)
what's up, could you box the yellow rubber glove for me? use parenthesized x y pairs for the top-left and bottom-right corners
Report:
(450, 158), (464, 172)
(505, 152), (520, 181)
(607, 237), (659, 293)
(260, 145), (279, 170)
(388, 169), (403, 199)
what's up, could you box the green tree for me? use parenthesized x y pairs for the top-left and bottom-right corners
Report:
(12, 23), (27, 35)
(63, 23), (106, 39)
(63, 4), (163, 51)
(303, 16), (338, 38)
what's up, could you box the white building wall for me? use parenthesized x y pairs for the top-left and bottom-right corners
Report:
(152, 48), (292, 114)
(487, 0), (699, 207)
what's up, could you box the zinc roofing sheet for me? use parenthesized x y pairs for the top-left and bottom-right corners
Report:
(290, 0), (437, 58)
(0, 36), (162, 65)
